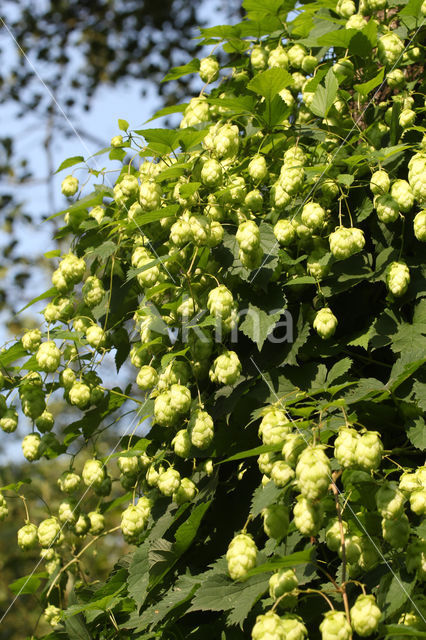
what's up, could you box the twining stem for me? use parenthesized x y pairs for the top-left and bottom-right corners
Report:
(296, 588), (335, 611)
(19, 495), (30, 522)
(331, 473), (351, 628)
(46, 526), (121, 598)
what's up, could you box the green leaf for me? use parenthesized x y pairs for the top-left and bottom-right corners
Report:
(44, 249), (61, 258)
(388, 352), (426, 392)
(17, 286), (57, 313)
(377, 568), (416, 620)
(145, 103), (188, 124)
(245, 549), (313, 576)
(283, 276), (316, 287)
(0, 342), (28, 367)
(384, 625), (426, 638)
(55, 155), (84, 173)
(240, 303), (281, 350)
(162, 59), (200, 82)
(247, 68), (293, 102)
(354, 67), (385, 97)
(64, 591), (91, 640)
(0, 479), (31, 492)
(391, 321), (426, 354)
(127, 541), (150, 608)
(327, 358), (352, 385)
(188, 572), (269, 622)
(9, 573), (46, 595)
(310, 68), (338, 118)
(251, 480), (284, 517)
(317, 28), (357, 48)
(285, 310), (310, 366)
(85, 240), (116, 260)
(118, 118), (129, 131)
(406, 417), (426, 451)
(174, 502), (211, 555)
(221, 443), (283, 465)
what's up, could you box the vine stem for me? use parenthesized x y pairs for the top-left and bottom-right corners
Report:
(19, 495), (30, 523)
(330, 473), (352, 629)
(297, 588), (335, 611)
(46, 526), (121, 598)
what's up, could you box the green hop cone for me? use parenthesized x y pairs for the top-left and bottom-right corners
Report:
(325, 518), (349, 552)
(22, 434), (42, 461)
(262, 504), (289, 540)
(408, 152), (426, 204)
(172, 429), (191, 458)
(188, 409), (214, 449)
(136, 365), (158, 390)
(61, 175), (79, 197)
(69, 381), (91, 408)
(386, 261), (410, 297)
(258, 408), (291, 445)
(334, 427), (359, 468)
(58, 471), (81, 493)
(199, 55), (219, 83)
(82, 276), (105, 308)
(378, 32), (404, 66)
(59, 253), (85, 284)
(320, 610), (352, 640)
(409, 488), (426, 516)
(201, 158), (222, 187)
(281, 615), (308, 640)
(268, 45), (289, 68)
(382, 513), (410, 548)
(374, 194), (399, 224)
(313, 308), (338, 340)
(301, 201), (326, 231)
(173, 477), (198, 504)
(17, 523), (38, 550)
(293, 495), (323, 536)
(252, 611), (285, 640)
(82, 459), (105, 489)
(375, 481), (405, 518)
(22, 329), (42, 352)
(296, 445), (331, 500)
(350, 594), (381, 637)
(35, 410), (54, 433)
(157, 468), (181, 497)
(370, 170), (390, 195)
(226, 533), (257, 580)
(269, 569), (298, 599)
(117, 455), (140, 476)
(271, 461), (295, 488)
(236, 220), (260, 252)
(36, 341), (61, 373)
(209, 351), (241, 385)
(399, 108), (416, 129)
(154, 390), (178, 426)
(390, 179), (414, 213)
(74, 513), (91, 536)
(139, 179), (161, 211)
(58, 499), (78, 525)
(0, 492), (8, 520)
(248, 155), (268, 182)
(85, 325), (106, 349)
(38, 517), (63, 547)
(121, 505), (147, 543)
(44, 604), (62, 628)
(414, 211), (426, 241)
(329, 226), (365, 260)
(88, 511), (105, 535)
(336, 0), (356, 17)
(1, 408), (19, 433)
(354, 431), (383, 470)
(282, 433), (305, 467)
(250, 45), (268, 70)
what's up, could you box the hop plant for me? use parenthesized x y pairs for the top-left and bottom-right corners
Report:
(301, 202), (326, 230)
(236, 220), (260, 252)
(69, 381), (91, 408)
(58, 499), (78, 524)
(386, 261), (410, 297)
(136, 365), (158, 390)
(248, 155), (268, 182)
(82, 459), (105, 489)
(188, 409), (214, 449)
(262, 504), (290, 540)
(172, 429), (191, 458)
(414, 210), (426, 241)
(44, 604), (62, 628)
(252, 611), (286, 640)
(22, 434), (42, 461)
(121, 505), (147, 542)
(354, 431), (383, 470)
(375, 194), (399, 224)
(59, 253), (85, 284)
(1, 408), (19, 433)
(173, 477), (198, 504)
(282, 433), (305, 467)
(370, 170), (390, 196)
(269, 569), (298, 599)
(199, 56), (219, 83)
(329, 227), (365, 259)
(82, 276), (105, 307)
(350, 594), (382, 637)
(319, 610), (352, 640)
(258, 408), (291, 445)
(293, 496), (323, 536)
(88, 511), (105, 535)
(157, 468), (181, 496)
(271, 461), (295, 488)
(250, 45), (268, 70)
(325, 518), (348, 551)
(313, 308), (338, 340)
(36, 341), (61, 373)
(58, 471), (81, 494)
(201, 158), (223, 187)
(17, 523), (38, 550)
(0, 492), (8, 520)
(382, 513), (410, 548)
(378, 32), (404, 66)
(117, 455), (140, 476)
(296, 445), (331, 500)
(22, 329), (42, 352)
(38, 517), (63, 547)
(376, 481), (405, 518)
(334, 427), (359, 468)
(226, 533), (257, 580)
(209, 351), (241, 385)
(390, 179), (414, 212)
(61, 175), (79, 197)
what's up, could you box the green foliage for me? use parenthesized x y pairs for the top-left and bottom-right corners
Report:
(1, 0), (425, 638)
